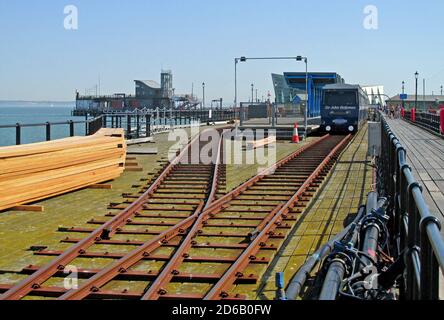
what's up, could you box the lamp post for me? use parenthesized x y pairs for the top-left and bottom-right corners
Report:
(202, 82), (206, 110)
(415, 71), (419, 111)
(296, 56), (308, 139)
(234, 55), (308, 138)
(251, 84), (254, 103)
(441, 85), (443, 96)
(234, 57), (247, 108)
(402, 81), (405, 110)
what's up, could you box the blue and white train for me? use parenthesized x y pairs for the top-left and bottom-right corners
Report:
(320, 84), (370, 133)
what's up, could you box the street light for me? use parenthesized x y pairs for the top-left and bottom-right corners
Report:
(202, 82), (206, 110)
(296, 56), (308, 139)
(415, 71), (419, 111)
(234, 55), (309, 138)
(234, 57), (247, 108)
(402, 81), (405, 110)
(251, 83), (254, 103)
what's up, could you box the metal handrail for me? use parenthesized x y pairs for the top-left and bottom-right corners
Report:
(1, 109), (237, 146)
(0, 119), (90, 129)
(0, 116), (104, 145)
(403, 111), (442, 135)
(381, 115), (444, 300)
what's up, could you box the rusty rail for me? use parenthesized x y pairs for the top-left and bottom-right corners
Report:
(204, 134), (352, 299)
(1, 132), (352, 300)
(0, 128), (219, 300)
(57, 132), (225, 300)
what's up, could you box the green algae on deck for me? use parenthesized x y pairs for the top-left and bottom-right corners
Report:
(0, 125), (317, 299)
(0, 126), (211, 274)
(224, 139), (315, 192)
(252, 126), (373, 300)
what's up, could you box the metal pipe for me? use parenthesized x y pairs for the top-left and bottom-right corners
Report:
(318, 192), (378, 300)
(318, 261), (346, 300)
(285, 205), (365, 300)
(361, 194), (385, 266)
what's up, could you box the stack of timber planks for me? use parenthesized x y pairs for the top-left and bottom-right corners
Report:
(0, 128), (126, 211)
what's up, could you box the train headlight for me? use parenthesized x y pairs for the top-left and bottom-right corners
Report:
(326, 126), (332, 132)
(348, 126), (354, 132)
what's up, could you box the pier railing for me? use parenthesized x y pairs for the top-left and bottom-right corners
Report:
(402, 109), (444, 136)
(0, 109), (237, 146)
(380, 116), (444, 300)
(102, 109), (236, 139)
(0, 116), (104, 146)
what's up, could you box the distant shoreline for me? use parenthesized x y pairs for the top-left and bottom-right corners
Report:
(0, 100), (75, 104)
(0, 101), (75, 108)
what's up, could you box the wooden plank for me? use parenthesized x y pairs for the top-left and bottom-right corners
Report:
(246, 136), (276, 150)
(435, 181), (444, 192)
(424, 181), (441, 193)
(0, 128), (126, 212)
(127, 148), (158, 155)
(0, 147), (125, 180)
(10, 205), (44, 212)
(0, 168), (123, 211)
(124, 163), (139, 167)
(88, 184), (113, 190)
(125, 167), (143, 172)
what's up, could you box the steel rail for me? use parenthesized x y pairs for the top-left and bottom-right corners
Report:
(58, 131), (225, 300)
(57, 202), (203, 300)
(204, 134), (352, 300)
(139, 134), (332, 299)
(2, 132), (342, 300)
(141, 134), (224, 299)
(194, 134), (331, 217)
(0, 129), (207, 300)
(59, 133), (330, 300)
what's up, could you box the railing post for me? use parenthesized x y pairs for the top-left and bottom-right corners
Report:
(440, 108), (444, 135)
(393, 146), (403, 243)
(389, 136), (397, 207)
(69, 120), (74, 137)
(46, 122), (51, 141)
(127, 114), (131, 139)
(419, 216), (441, 300)
(85, 113), (88, 135)
(145, 115), (151, 137)
(87, 120), (91, 136)
(136, 114), (141, 138)
(407, 182), (421, 300)
(16, 123), (21, 145)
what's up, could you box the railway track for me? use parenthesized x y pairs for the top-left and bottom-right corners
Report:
(0, 132), (351, 300)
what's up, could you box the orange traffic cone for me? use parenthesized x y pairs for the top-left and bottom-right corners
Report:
(292, 123), (300, 143)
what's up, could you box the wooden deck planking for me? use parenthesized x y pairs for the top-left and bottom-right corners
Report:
(386, 117), (444, 231)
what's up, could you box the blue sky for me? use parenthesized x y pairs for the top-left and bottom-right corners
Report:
(1, 0), (444, 102)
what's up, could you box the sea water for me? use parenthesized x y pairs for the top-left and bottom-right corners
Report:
(0, 102), (86, 147)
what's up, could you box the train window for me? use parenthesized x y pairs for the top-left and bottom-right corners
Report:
(324, 90), (357, 106)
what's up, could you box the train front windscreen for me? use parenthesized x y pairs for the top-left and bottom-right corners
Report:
(321, 90), (359, 132)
